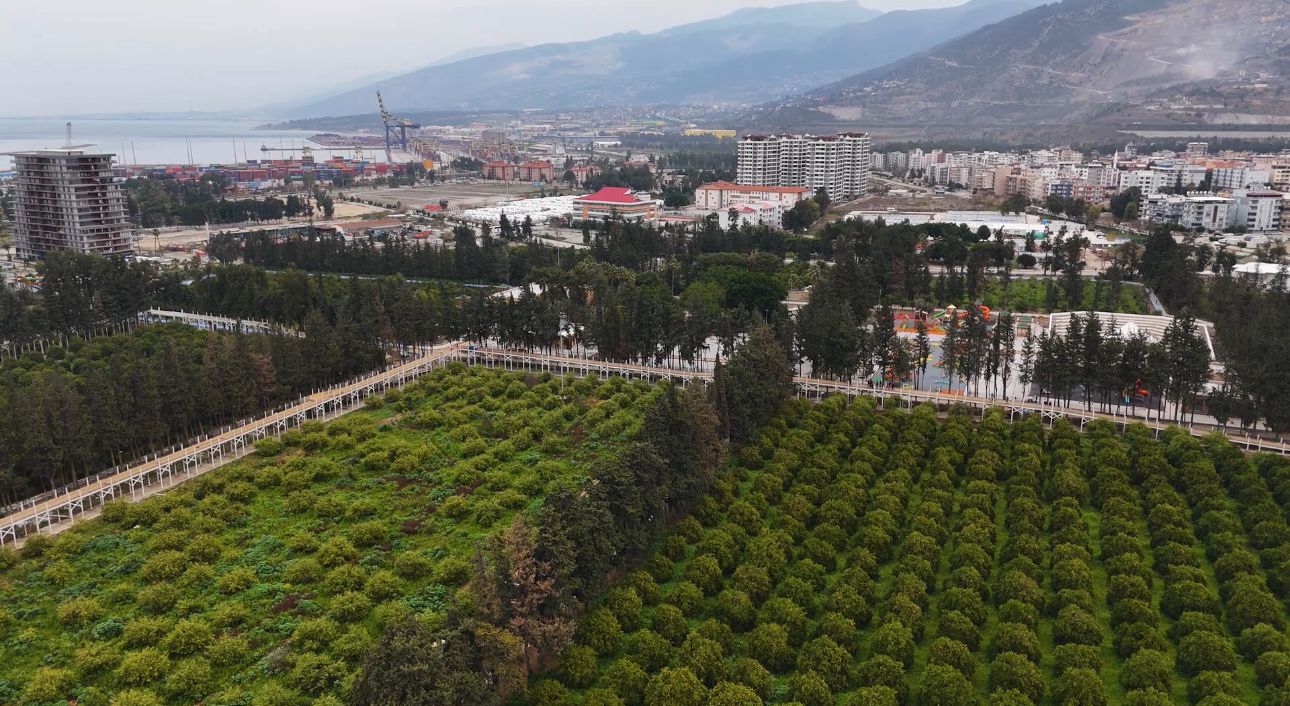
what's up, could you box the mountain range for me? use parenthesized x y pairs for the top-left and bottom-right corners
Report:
(284, 0), (1042, 119)
(749, 0), (1290, 133)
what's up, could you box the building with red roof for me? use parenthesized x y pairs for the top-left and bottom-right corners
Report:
(484, 161), (515, 181)
(517, 160), (556, 182)
(574, 187), (657, 221)
(695, 181), (810, 211)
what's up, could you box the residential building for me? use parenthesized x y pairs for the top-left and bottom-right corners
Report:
(1143, 194), (1232, 231)
(1228, 190), (1284, 233)
(1187, 142), (1209, 158)
(694, 181), (809, 210)
(483, 161), (516, 181)
(574, 187), (657, 221)
(1274, 164), (1290, 191)
(566, 164), (601, 186)
(737, 133), (871, 200)
(516, 160), (555, 182)
(682, 129), (736, 139)
(11, 149), (134, 259)
(715, 200), (785, 229)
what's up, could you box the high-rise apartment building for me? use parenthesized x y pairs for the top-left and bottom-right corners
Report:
(737, 133), (871, 199)
(11, 149), (134, 259)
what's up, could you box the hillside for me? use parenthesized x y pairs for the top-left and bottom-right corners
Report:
(284, 0), (1041, 118)
(750, 0), (1290, 131)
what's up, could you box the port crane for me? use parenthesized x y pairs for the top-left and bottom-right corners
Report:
(377, 91), (420, 159)
(376, 90), (443, 169)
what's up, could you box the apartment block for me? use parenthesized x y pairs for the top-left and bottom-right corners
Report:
(737, 133), (871, 200)
(12, 149), (134, 260)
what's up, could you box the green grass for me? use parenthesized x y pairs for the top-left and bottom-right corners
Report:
(0, 364), (661, 706)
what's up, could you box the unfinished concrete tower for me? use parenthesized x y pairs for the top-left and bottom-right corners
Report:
(12, 149), (134, 259)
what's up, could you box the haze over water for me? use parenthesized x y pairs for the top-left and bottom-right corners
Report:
(0, 118), (337, 171)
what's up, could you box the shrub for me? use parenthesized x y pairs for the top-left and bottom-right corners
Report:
(708, 682), (763, 706)
(207, 635), (250, 667)
(1257, 651), (1290, 688)
(652, 603), (689, 644)
(990, 652), (1043, 703)
(1120, 649), (1171, 693)
(137, 583), (180, 613)
(929, 637), (976, 678)
(293, 618), (341, 653)
(747, 623), (793, 673)
(328, 590), (373, 623)
(433, 556), (472, 586)
(111, 689), (165, 706)
(797, 636), (851, 691)
(57, 596), (105, 627)
(364, 570), (405, 601)
(289, 652), (346, 695)
(873, 620), (915, 667)
(920, 663), (977, 706)
(685, 555), (724, 595)
(22, 667), (73, 703)
(666, 581), (705, 617)
(990, 623), (1040, 663)
(680, 634), (726, 687)
(711, 589), (754, 631)
(123, 617), (170, 648)
(842, 687), (900, 706)
(1051, 668), (1107, 706)
(624, 630), (673, 673)
(857, 655), (909, 703)
(605, 587), (645, 632)
(1054, 606), (1103, 647)
(580, 607), (624, 655)
(1239, 623), (1285, 660)
(164, 618), (213, 655)
(938, 610), (981, 651)
(790, 670), (833, 706)
(644, 667), (708, 706)
(1178, 631), (1237, 676)
(116, 648), (171, 685)
(216, 565), (256, 593)
(1186, 670), (1239, 703)
(1123, 689), (1172, 706)
(728, 657), (774, 701)
(1052, 644), (1101, 675)
(602, 659), (649, 706)
(163, 658), (212, 700)
(584, 689), (625, 706)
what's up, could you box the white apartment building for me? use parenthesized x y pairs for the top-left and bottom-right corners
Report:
(1228, 190), (1284, 233)
(1212, 166), (1271, 191)
(1118, 170), (1176, 195)
(714, 200), (786, 229)
(737, 133), (872, 199)
(1143, 194), (1231, 231)
(694, 181), (809, 211)
(11, 149), (134, 260)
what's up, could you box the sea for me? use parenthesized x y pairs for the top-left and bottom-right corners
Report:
(0, 117), (354, 172)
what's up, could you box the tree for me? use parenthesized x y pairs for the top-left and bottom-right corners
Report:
(990, 652), (1043, 703)
(717, 323), (794, 443)
(1051, 668), (1108, 706)
(920, 663), (978, 706)
(644, 667), (708, 706)
(708, 682), (764, 706)
(349, 619), (496, 706)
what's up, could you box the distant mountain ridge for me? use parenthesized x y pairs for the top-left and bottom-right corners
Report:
(283, 0), (1043, 118)
(751, 0), (1290, 131)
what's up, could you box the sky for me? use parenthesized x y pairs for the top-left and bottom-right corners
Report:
(1, 0), (956, 116)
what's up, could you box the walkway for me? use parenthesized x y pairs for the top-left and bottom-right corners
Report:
(5, 343), (1287, 546)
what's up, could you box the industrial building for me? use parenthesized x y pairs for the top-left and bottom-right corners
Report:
(737, 133), (871, 199)
(10, 149), (134, 259)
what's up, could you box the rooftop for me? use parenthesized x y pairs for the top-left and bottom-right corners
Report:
(575, 187), (647, 205)
(699, 181), (809, 195)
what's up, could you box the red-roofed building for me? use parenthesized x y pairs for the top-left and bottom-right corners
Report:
(696, 181), (810, 210)
(421, 203), (444, 213)
(574, 187), (657, 221)
(484, 161), (515, 181)
(517, 160), (556, 182)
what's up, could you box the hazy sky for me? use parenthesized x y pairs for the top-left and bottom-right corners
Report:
(2, 0), (956, 116)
